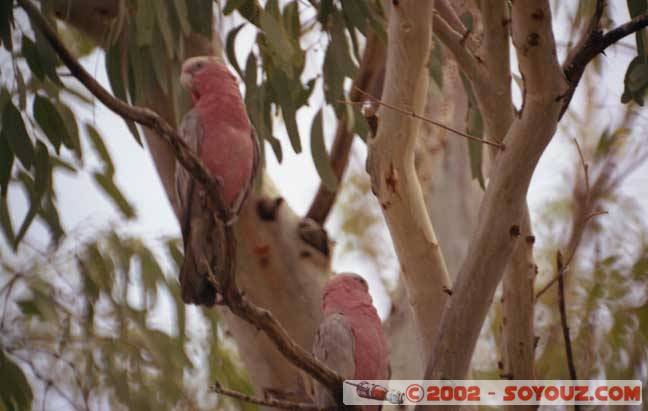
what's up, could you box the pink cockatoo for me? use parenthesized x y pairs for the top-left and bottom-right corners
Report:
(175, 56), (258, 307)
(312, 273), (390, 410)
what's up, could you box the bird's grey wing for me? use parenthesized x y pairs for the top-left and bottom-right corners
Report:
(312, 313), (356, 407)
(230, 126), (260, 217)
(175, 109), (203, 235)
(175, 109), (218, 306)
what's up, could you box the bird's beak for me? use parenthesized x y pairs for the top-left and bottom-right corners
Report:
(180, 72), (192, 91)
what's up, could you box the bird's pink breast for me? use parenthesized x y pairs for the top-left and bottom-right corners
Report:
(195, 90), (253, 206)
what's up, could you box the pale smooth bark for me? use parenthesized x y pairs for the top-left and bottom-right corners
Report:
(366, 0), (451, 365)
(424, 0), (566, 390)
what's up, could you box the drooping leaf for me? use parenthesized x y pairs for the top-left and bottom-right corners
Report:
(310, 109), (338, 191)
(0, 130), (13, 195)
(14, 173), (40, 248)
(224, 0), (248, 15)
(86, 124), (115, 176)
(429, 37), (444, 89)
(226, 23), (246, 77)
(93, 172), (136, 219)
(21, 36), (45, 81)
(0, 0), (13, 51)
(155, 0), (175, 59)
(56, 102), (84, 158)
(106, 44), (143, 145)
(33, 141), (50, 198)
(0, 196), (14, 245)
(323, 13), (357, 107)
(621, 56), (648, 105)
(187, 0), (214, 36)
(33, 28), (62, 85)
(2, 102), (33, 169)
(460, 73), (485, 189)
(0, 349), (33, 411)
(269, 68), (301, 153)
(172, 0), (192, 36)
(136, 0), (155, 47)
(33, 95), (71, 152)
(150, 30), (170, 95)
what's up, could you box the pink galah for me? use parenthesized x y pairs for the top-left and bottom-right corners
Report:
(175, 56), (258, 307)
(312, 273), (390, 410)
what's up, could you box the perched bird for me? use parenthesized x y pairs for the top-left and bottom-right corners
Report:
(175, 56), (258, 307)
(312, 273), (389, 410)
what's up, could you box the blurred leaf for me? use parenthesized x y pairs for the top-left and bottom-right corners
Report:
(106, 44), (142, 146)
(269, 68), (302, 153)
(0, 0), (13, 51)
(323, 13), (357, 106)
(150, 31), (170, 95)
(460, 74), (485, 188)
(34, 29), (62, 86)
(0, 349), (33, 411)
(33, 141), (50, 198)
(172, 0), (191, 36)
(259, 10), (301, 78)
(166, 238), (184, 269)
(226, 23), (246, 77)
(33, 95), (71, 152)
(93, 172), (136, 219)
(86, 123), (115, 176)
(621, 56), (648, 105)
(17, 299), (41, 317)
(56, 102), (84, 158)
(2, 102), (33, 169)
(155, 1), (175, 59)
(22, 36), (45, 81)
(15, 69), (26, 111)
(14, 172), (41, 248)
(283, 1), (300, 39)
(310, 110), (338, 191)
(38, 193), (63, 244)
(187, 0), (213, 36)
(0, 130), (13, 195)
(136, 0), (155, 47)
(224, 0), (248, 15)
(0, 196), (14, 245)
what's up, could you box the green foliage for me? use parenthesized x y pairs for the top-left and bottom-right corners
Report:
(622, 0), (648, 104)
(0, 231), (253, 411)
(0, 349), (33, 411)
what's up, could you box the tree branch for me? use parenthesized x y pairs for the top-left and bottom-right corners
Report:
(18, 0), (345, 403)
(560, 3), (648, 116)
(556, 252), (580, 407)
(366, 0), (450, 366)
(211, 381), (331, 411)
(423, 0), (566, 392)
(305, 31), (386, 225)
(432, 12), (483, 83)
(354, 88), (504, 149)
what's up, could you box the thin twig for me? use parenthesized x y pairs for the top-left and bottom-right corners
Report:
(535, 140), (607, 299)
(211, 381), (332, 411)
(18, 0), (345, 403)
(350, 87), (506, 150)
(572, 138), (590, 197)
(556, 252), (580, 410)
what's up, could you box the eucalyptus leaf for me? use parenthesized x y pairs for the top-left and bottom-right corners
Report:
(0, 130), (13, 195)
(310, 109), (338, 191)
(33, 95), (70, 152)
(226, 24), (246, 77)
(2, 102), (33, 169)
(93, 172), (136, 219)
(21, 36), (45, 81)
(0, 349), (33, 411)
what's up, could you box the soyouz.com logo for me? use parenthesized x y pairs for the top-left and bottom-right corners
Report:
(342, 380), (642, 406)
